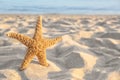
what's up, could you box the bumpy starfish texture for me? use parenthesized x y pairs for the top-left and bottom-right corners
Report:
(6, 16), (62, 70)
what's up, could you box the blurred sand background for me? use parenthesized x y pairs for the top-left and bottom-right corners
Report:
(0, 15), (120, 80)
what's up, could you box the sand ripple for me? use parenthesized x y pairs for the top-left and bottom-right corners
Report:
(0, 15), (120, 80)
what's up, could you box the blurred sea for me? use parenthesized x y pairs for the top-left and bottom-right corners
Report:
(0, 0), (120, 14)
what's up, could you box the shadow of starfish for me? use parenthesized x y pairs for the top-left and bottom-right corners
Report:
(6, 16), (62, 70)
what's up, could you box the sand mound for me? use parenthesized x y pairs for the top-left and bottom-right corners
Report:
(107, 71), (120, 80)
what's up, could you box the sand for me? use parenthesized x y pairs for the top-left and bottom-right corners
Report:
(0, 15), (120, 80)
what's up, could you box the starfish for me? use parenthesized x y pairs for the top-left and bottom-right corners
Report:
(6, 16), (62, 70)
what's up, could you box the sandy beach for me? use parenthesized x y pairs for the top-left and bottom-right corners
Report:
(0, 15), (120, 80)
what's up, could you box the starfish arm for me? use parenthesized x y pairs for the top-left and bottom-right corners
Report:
(36, 50), (48, 67)
(20, 48), (36, 70)
(6, 32), (33, 47)
(44, 36), (62, 48)
(33, 16), (43, 41)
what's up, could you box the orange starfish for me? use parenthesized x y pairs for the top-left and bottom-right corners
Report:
(6, 16), (62, 70)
